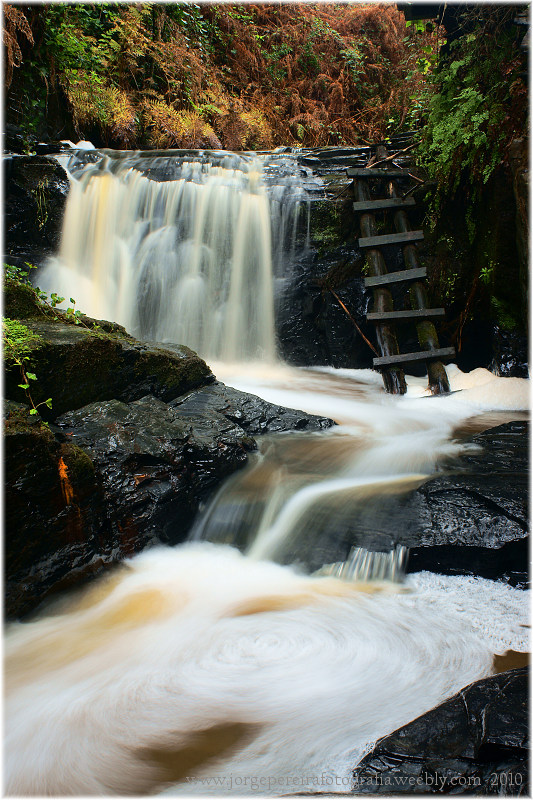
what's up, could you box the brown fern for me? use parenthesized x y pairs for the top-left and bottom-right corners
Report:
(3, 5), (33, 89)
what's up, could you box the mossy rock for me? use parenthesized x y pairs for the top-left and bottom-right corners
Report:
(3, 279), (45, 319)
(4, 320), (214, 418)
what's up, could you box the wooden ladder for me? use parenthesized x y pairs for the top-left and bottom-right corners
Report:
(347, 156), (454, 394)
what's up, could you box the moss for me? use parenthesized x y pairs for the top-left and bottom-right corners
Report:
(3, 279), (44, 319)
(60, 443), (95, 483)
(3, 400), (53, 439)
(310, 201), (342, 249)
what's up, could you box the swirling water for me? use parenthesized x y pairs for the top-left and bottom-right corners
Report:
(5, 364), (529, 796)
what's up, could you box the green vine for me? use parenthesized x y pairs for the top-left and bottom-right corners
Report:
(3, 317), (52, 420)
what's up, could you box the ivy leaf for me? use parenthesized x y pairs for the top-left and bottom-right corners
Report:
(45, 398), (53, 409)
(26, 372), (37, 380)
(29, 409), (38, 415)
(18, 383), (30, 390)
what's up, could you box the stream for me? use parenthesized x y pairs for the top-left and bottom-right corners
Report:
(5, 147), (529, 796)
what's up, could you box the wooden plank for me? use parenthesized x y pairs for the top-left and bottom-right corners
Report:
(353, 197), (416, 212)
(373, 347), (456, 367)
(359, 230), (424, 248)
(347, 168), (411, 178)
(367, 308), (445, 322)
(364, 267), (426, 287)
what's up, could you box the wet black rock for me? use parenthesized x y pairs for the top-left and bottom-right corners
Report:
(4, 401), (107, 619)
(171, 381), (334, 434)
(491, 326), (529, 378)
(352, 668), (529, 795)
(276, 258), (374, 369)
(4, 155), (70, 267)
(275, 192), (375, 370)
(404, 421), (529, 586)
(4, 393), (255, 619)
(55, 394), (255, 546)
(407, 421), (528, 548)
(4, 320), (214, 418)
(298, 421), (528, 584)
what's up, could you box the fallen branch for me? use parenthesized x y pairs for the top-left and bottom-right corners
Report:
(328, 287), (378, 355)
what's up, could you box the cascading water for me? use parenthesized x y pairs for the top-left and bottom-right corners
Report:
(39, 149), (313, 362)
(6, 147), (529, 796)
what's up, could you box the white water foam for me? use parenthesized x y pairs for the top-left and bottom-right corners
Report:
(5, 543), (529, 796)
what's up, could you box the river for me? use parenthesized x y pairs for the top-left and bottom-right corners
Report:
(6, 147), (529, 796)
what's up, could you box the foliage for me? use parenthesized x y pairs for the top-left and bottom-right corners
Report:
(4, 3), (440, 149)
(417, 8), (526, 210)
(3, 317), (52, 418)
(413, 7), (527, 340)
(4, 262), (95, 329)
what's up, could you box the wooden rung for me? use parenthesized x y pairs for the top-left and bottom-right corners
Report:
(373, 347), (456, 367)
(367, 308), (445, 322)
(353, 197), (416, 212)
(359, 230), (424, 248)
(347, 168), (411, 178)
(364, 267), (426, 287)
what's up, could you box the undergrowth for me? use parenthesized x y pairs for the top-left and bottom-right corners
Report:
(417, 7), (526, 226)
(5, 3), (439, 149)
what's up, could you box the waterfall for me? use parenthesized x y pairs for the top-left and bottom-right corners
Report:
(39, 150), (312, 362)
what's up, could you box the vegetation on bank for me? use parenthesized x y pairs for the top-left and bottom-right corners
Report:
(3, 4), (528, 358)
(418, 7), (526, 220)
(4, 3), (438, 149)
(414, 6), (528, 343)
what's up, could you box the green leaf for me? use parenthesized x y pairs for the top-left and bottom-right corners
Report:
(26, 372), (37, 380)
(18, 383), (30, 390)
(45, 398), (53, 409)
(29, 409), (38, 415)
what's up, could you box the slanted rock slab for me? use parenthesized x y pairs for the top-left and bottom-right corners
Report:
(352, 668), (529, 794)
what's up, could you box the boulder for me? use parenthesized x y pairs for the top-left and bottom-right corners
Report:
(55, 395), (255, 545)
(5, 392), (254, 620)
(4, 320), (214, 418)
(4, 401), (106, 619)
(352, 668), (529, 795)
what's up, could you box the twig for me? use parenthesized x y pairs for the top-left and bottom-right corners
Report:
(401, 180), (435, 198)
(331, 184), (352, 200)
(365, 143), (416, 169)
(455, 275), (479, 353)
(328, 288), (378, 355)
